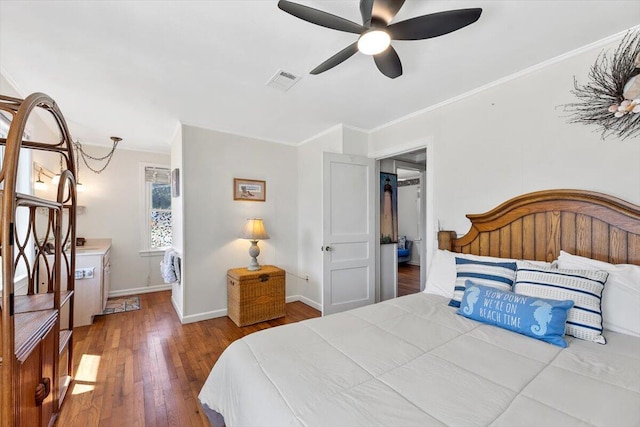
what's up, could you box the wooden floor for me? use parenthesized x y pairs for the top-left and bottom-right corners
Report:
(398, 263), (421, 297)
(57, 291), (320, 426)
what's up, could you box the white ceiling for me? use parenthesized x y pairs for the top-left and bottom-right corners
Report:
(1, 1), (638, 153)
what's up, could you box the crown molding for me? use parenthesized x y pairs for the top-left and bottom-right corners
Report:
(369, 26), (639, 135)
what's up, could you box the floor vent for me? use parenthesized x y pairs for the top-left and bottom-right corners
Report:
(266, 69), (301, 91)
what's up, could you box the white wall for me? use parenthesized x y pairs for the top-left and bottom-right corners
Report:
(369, 37), (640, 243)
(0, 74), (19, 98)
(180, 125), (299, 321)
(77, 147), (171, 295)
(297, 126), (343, 309)
(34, 146), (172, 295)
(343, 126), (369, 157)
(170, 124), (184, 316)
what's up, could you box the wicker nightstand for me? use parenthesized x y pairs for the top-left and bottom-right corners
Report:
(227, 265), (286, 327)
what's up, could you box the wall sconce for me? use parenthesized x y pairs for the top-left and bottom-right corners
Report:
(33, 162), (56, 190)
(34, 167), (46, 191)
(241, 218), (270, 271)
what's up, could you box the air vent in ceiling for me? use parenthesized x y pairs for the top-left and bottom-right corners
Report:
(266, 69), (301, 91)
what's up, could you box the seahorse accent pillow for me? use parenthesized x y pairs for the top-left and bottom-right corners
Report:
(457, 281), (574, 348)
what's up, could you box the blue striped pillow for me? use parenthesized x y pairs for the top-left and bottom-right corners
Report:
(514, 263), (609, 344)
(448, 258), (517, 308)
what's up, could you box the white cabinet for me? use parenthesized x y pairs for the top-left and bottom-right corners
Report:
(39, 239), (112, 327)
(74, 240), (111, 326)
(102, 249), (111, 312)
(75, 256), (101, 326)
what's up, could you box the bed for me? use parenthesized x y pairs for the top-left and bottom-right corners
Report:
(199, 189), (640, 427)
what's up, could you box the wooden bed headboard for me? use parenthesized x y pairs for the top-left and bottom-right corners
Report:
(438, 189), (640, 266)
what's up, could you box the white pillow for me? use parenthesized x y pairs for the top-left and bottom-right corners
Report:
(515, 262), (608, 344)
(557, 250), (640, 337)
(424, 250), (554, 299)
(424, 250), (457, 298)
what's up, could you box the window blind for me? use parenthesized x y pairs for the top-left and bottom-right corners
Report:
(145, 166), (170, 184)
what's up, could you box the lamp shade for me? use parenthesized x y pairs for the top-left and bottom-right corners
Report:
(241, 218), (270, 241)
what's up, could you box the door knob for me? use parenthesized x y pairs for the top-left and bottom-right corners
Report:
(324, 246), (332, 251)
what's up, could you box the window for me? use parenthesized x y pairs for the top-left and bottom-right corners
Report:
(142, 165), (172, 252)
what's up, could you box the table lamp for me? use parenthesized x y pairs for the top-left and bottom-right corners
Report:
(241, 218), (270, 271)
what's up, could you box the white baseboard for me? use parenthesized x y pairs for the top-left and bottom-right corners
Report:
(168, 294), (322, 325)
(286, 295), (322, 311)
(180, 308), (227, 325)
(109, 284), (172, 298)
(171, 296), (183, 321)
(170, 295), (228, 325)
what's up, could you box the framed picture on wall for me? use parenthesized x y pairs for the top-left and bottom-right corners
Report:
(380, 172), (398, 244)
(233, 178), (266, 202)
(171, 168), (180, 197)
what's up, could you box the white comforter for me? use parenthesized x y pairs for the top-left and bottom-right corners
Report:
(199, 293), (640, 426)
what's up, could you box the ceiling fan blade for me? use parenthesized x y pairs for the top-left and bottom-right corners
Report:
(278, 0), (365, 34)
(360, 0), (374, 26)
(374, 46), (402, 79)
(387, 8), (482, 40)
(310, 42), (359, 75)
(372, 0), (406, 25)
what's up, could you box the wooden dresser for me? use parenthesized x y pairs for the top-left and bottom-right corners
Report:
(227, 266), (285, 327)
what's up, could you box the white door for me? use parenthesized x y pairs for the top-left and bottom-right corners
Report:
(322, 152), (375, 315)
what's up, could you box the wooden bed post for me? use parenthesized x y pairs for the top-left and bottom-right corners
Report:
(438, 231), (456, 251)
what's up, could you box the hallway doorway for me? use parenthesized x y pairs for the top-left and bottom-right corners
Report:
(396, 165), (423, 297)
(377, 147), (427, 301)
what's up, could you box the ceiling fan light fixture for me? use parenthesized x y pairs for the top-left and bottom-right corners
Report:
(357, 29), (390, 55)
(278, 0), (482, 77)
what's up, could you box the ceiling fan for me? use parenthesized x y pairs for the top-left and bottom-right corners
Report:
(278, 0), (482, 79)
